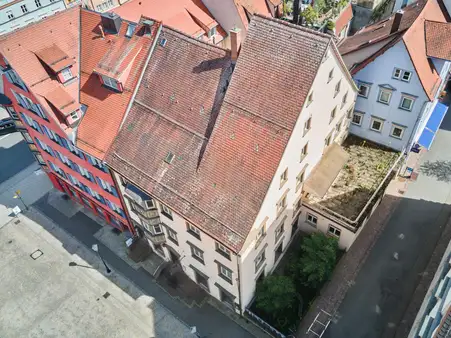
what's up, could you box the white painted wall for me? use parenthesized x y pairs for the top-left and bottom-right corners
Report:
(350, 41), (430, 151)
(0, 0), (66, 35)
(115, 173), (241, 309)
(238, 46), (358, 310)
(201, 0), (246, 39)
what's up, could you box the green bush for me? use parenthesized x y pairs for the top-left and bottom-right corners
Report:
(301, 6), (319, 25)
(299, 233), (339, 288)
(326, 20), (335, 31)
(255, 275), (297, 319)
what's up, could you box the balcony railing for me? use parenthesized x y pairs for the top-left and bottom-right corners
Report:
(144, 231), (166, 245)
(131, 202), (160, 220)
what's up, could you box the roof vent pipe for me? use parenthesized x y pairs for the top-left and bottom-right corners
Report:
(390, 10), (404, 35)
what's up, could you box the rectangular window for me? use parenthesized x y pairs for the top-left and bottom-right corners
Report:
(35, 0), (41, 7)
(153, 223), (163, 235)
(208, 26), (217, 38)
(303, 116), (312, 135)
(6, 10), (14, 19)
(189, 244), (204, 264)
(336, 119), (342, 134)
(306, 213), (318, 227)
(341, 92), (348, 108)
(275, 221), (284, 243)
(160, 203), (173, 220)
(21, 131), (33, 143)
(352, 112), (363, 126)
(399, 95), (414, 111)
(325, 133), (332, 147)
(390, 125), (405, 139)
(167, 228), (178, 245)
(106, 199), (124, 218)
(378, 89), (392, 104)
(215, 242), (231, 260)
(35, 138), (54, 157)
(95, 176), (117, 196)
(328, 69), (334, 82)
(277, 193), (287, 215)
(85, 153), (108, 172)
(402, 71), (412, 82)
(256, 220), (266, 248)
(101, 75), (119, 91)
(296, 166), (307, 192)
(306, 92), (313, 106)
(330, 106), (337, 123)
(78, 165), (94, 182)
(393, 68), (402, 79)
(358, 83), (370, 98)
(187, 222), (201, 239)
(300, 142), (308, 162)
(6, 107), (19, 120)
(280, 168), (288, 188)
(34, 153), (45, 165)
(21, 4), (27, 13)
(370, 117), (384, 132)
(60, 68), (73, 82)
(255, 249), (266, 272)
(328, 225), (341, 238)
(217, 262), (233, 283)
(334, 80), (341, 97)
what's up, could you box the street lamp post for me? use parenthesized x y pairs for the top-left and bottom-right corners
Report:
(13, 190), (28, 210)
(91, 244), (111, 274)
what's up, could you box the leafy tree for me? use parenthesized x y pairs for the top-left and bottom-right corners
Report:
(313, 0), (326, 15)
(300, 6), (319, 26)
(255, 275), (297, 319)
(299, 233), (339, 288)
(326, 20), (335, 31)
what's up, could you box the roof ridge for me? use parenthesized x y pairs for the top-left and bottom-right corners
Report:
(0, 6), (79, 43)
(252, 13), (332, 40)
(161, 25), (230, 55)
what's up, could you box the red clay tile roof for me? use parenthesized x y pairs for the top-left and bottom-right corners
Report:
(77, 11), (160, 159)
(425, 20), (451, 60)
(45, 86), (79, 117)
(0, 7), (80, 130)
(235, 0), (272, 30)
(106, 16), (340, 251)
(35, 44), (76, 73)
(335, 3), (353, 36)
(339, 0), (446, 100)
(110, 0), (225, 42)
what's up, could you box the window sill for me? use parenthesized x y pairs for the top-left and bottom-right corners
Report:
(216, 249), (231, 261)
(351, 122), (362, 126)
(369, 128), (382, 133)
(255, 233), (266, 249)
(218, 274), (233, 285)
(161, 211), (173, 221)
(187, 230), (201, 240)
(389, 134), (403, 140)
(357, 94), (368, 99)
(255, 261), (265, 274)
(279, 179), (287, 189)
(306, 220), (317, 228)
(377, 100), (390, 106)
(192, 255), (205, 265)
(168, 236), (179, 246)
(398, 107), (412, 112)
(275, 234), (284, 244)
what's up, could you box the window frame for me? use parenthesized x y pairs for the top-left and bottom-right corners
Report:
(328, 68), (334, 83)
(390, 124), (405, 139)
(167, 228), (178, 245)
(280, 168), (288, 188)
(358, 83), (370, 98)
(300, 142), (308, 162)
(334, 80), (341, 97)
(393, 68), (402, 79)
(217, 262), (233, 283)
(370, 117), (384, 132)
(399, 95), (415, 111)
(190, 243), (204, 264)
(378, 89), (392, 104)
(401, 71), (412, 82)
(60, 67), (73, 82)
(351, 111), (363, 126)
(160, 203), (173, 220)
(215, 242), (231, 260)
(254, 248), (266, 272)
(296, 166), (307, 192)
(274, 221), (284, 243)
(327, 225), (341, 238)
(330, 106), (337, 123)
(306, 92), (313, 106)
(306, 213), (318, 227)
(187, 222), (201, 240)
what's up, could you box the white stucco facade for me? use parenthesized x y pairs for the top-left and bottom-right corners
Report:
(345, 41), (450, 151)
(0, 0), (67, 35)
(238, 46), (358, 309)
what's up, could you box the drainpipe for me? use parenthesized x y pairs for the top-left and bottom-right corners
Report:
(236, 253), (243, 316)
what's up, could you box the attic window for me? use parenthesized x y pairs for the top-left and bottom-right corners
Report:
(125, 23), (136, 38)
(100, 75), (122, 92)
(160, 38), (167, 47)
(164, 152), (174, 164)
(59, 67), (74, 83)
(208, 26), (217, 39)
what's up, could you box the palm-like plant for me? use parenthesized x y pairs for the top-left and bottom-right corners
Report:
(299, 233), (339, 287)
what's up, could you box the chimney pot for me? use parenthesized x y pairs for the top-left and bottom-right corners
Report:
(390, 10), (404, 34)
(98, 24), (105, 39)
(230, 28), (241, 63)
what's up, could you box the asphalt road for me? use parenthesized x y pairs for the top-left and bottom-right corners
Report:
(325, 106), (451, 338)
(0, 108), (35, 184)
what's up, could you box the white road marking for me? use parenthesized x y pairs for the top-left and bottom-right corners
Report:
(0, 134), (10, 141)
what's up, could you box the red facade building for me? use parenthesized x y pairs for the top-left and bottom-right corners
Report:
(0, 7), (160, 233)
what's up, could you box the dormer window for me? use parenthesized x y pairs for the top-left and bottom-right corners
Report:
(208, 26), (217, 39)
(70, 111), (79, 119)
(100, 75), (122, 92)
(59, 67), (73, 83)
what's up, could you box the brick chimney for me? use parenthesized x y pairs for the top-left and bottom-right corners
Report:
(230, 28), (241, 63)
(390, 10), (404, 34)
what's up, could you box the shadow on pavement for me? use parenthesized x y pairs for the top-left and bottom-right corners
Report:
(29, 192), (257, 338)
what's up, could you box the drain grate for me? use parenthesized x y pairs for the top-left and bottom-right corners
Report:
(103, 292), (110, 299)
(30, 249), (43, 260)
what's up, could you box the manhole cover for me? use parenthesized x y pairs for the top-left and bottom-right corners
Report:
(103, 292), (110, 299)
(30, 249), (43, 260)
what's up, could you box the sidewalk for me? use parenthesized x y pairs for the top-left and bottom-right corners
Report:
(30, 190), (267, 338)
